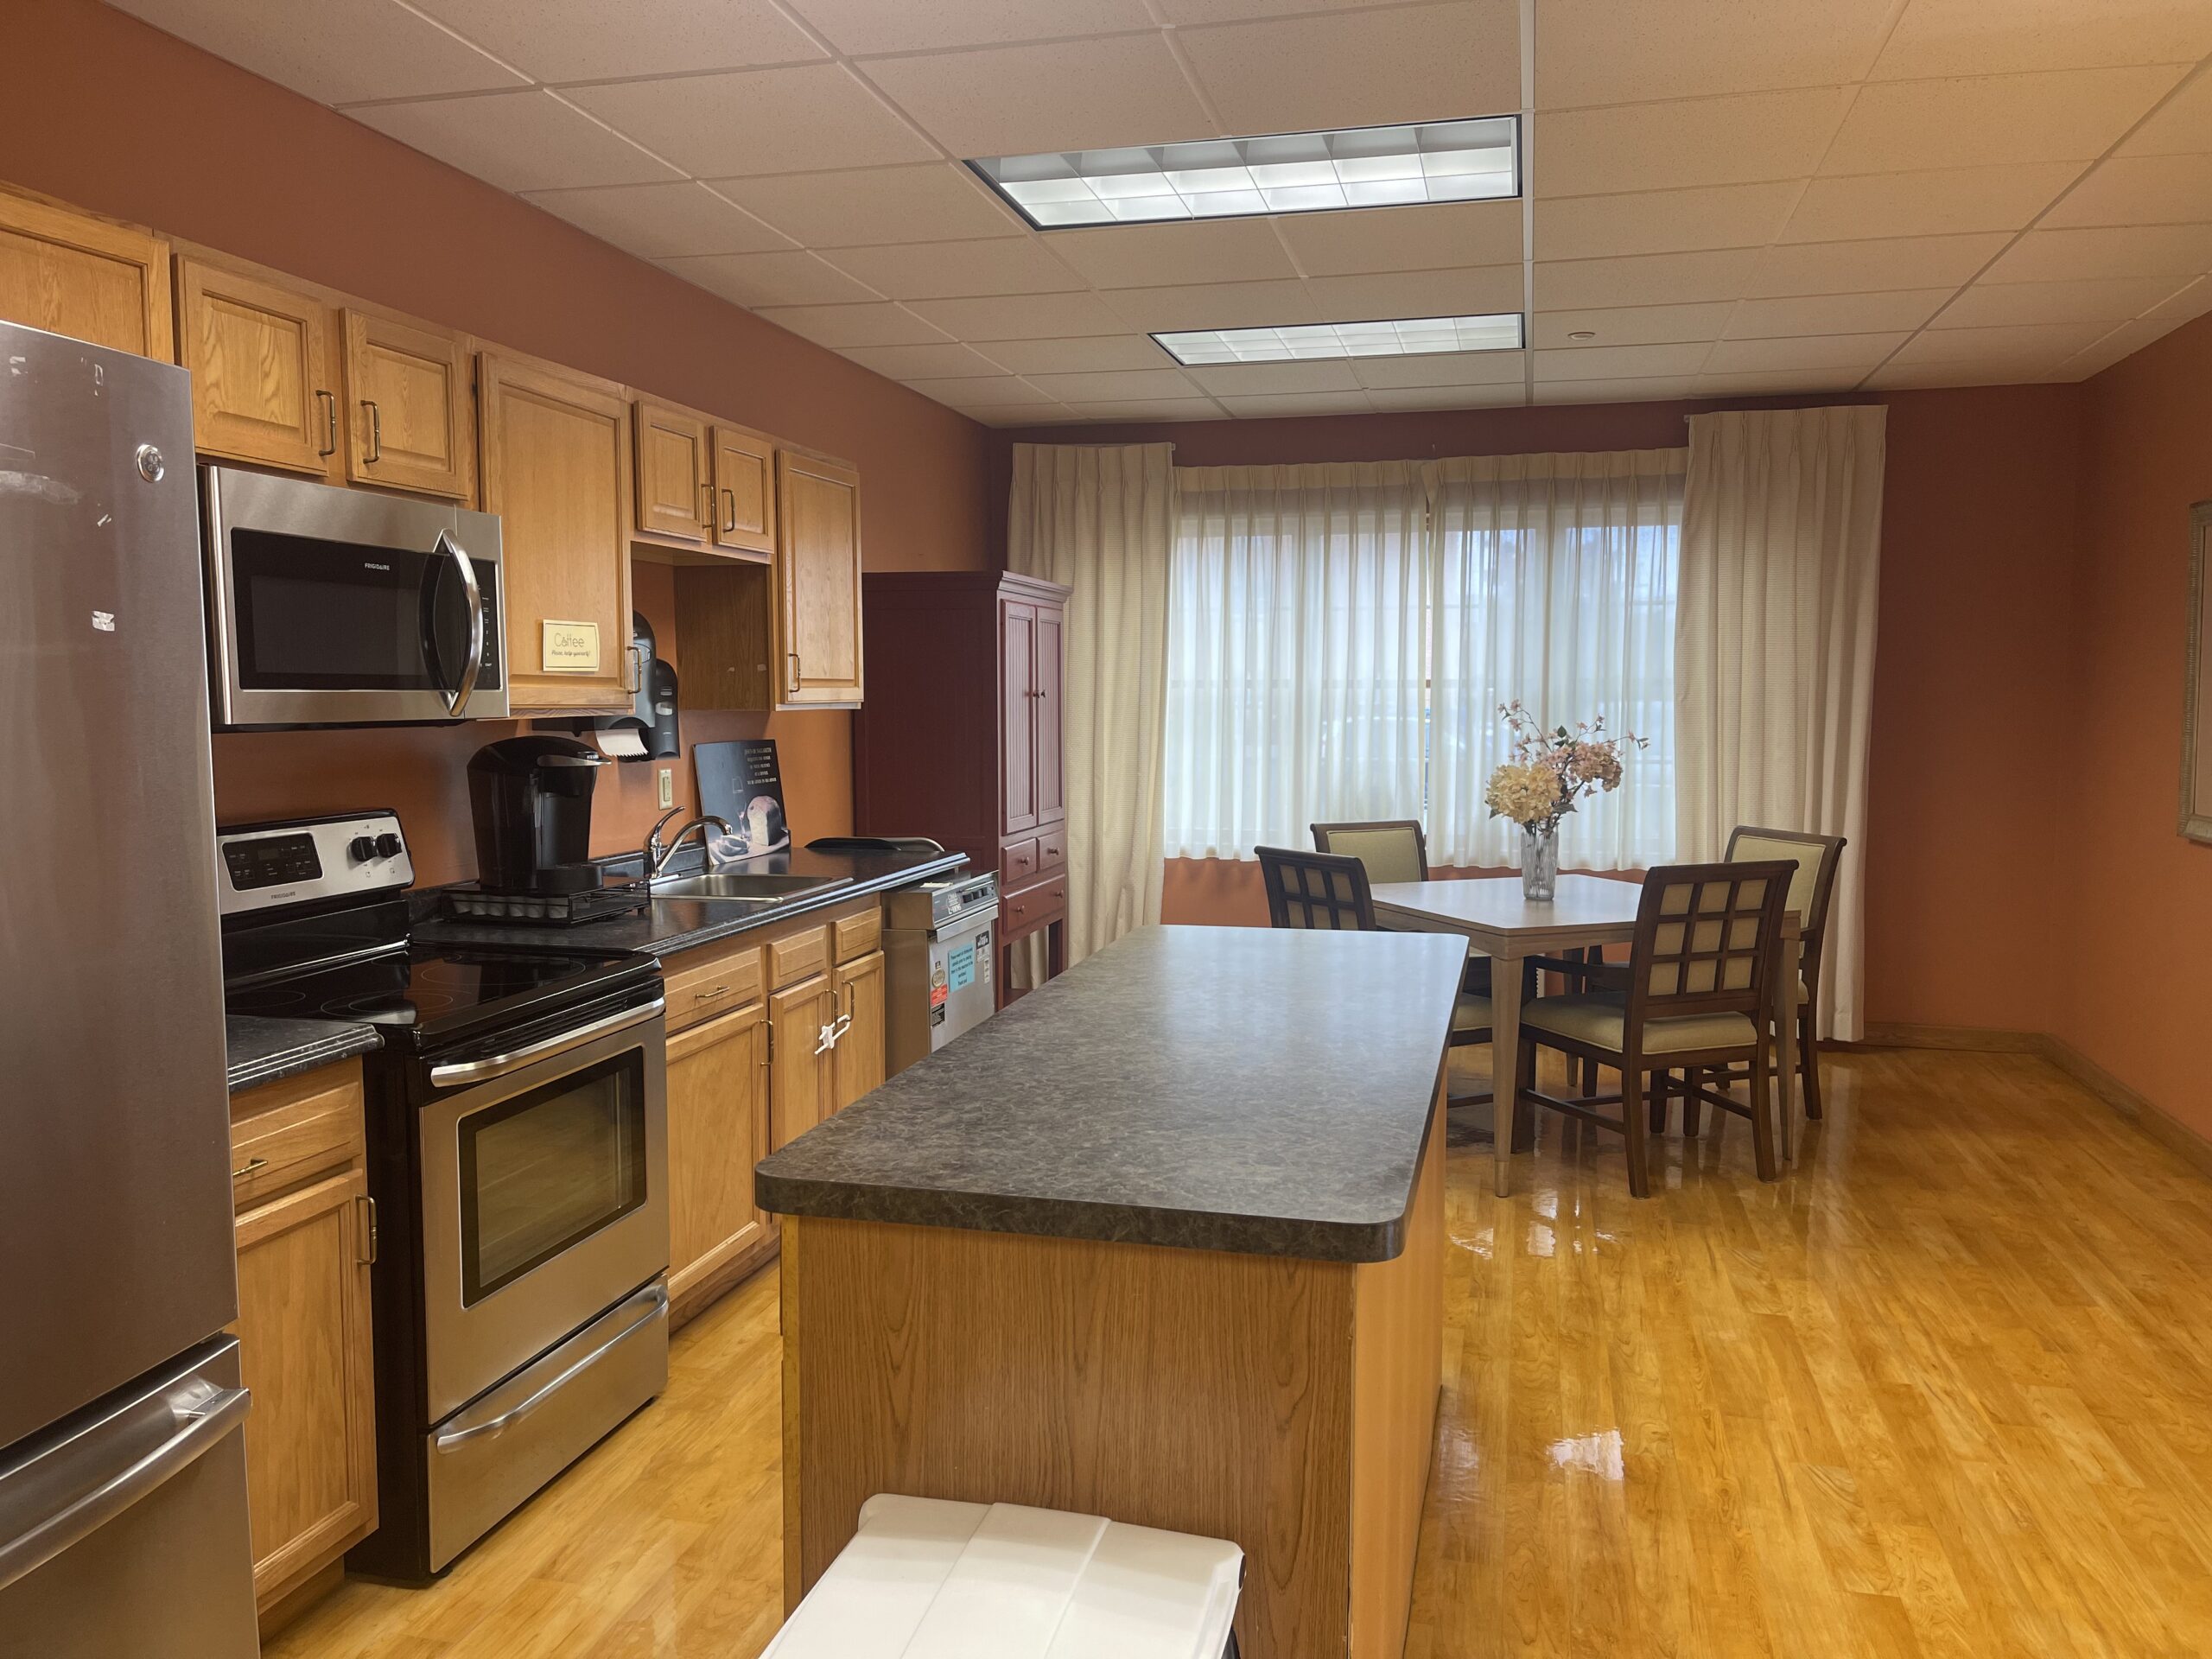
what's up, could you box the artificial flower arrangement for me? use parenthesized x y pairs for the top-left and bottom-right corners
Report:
(1483, 702), (1645, 897)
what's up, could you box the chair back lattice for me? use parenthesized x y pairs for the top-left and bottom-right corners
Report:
(1626, 861), (1796, 1025)
(1256, 846), (1377, 931)
(1725, 825), (1847, 999)
(1310, 820), (1429, 887)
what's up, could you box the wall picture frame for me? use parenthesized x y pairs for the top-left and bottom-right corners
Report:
(2183, 502), (2212, 842)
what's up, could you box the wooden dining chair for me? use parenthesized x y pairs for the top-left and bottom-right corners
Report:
(1311, 818), (1502, 1001)
(1725, 826), (1847, 1121)
(1256, 845), (1495, 1095)
(1515, 861), (1795, 1196)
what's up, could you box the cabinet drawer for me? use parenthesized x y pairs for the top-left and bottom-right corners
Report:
(230, 1069), (364, 1211)
(833, 905), (881, 964)
(768, 923), (831, 988)
(1001, 837), (1039, 886)
(1001, 876), (1067, 943)
(1038, 826), (1065, 873)
(663, 942), (764, 1033)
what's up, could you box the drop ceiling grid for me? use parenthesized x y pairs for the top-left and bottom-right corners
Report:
(101, 0), (2212, 418)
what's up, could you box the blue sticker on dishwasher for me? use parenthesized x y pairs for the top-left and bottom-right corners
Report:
(948, 940), (976, 991)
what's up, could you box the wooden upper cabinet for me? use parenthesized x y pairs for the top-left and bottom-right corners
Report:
(712, 423), (775, 558)
(340, 308), (473, 499)
(1001, 599), (1037, 836)
(634, 400), (712, 545)
(478, 350), (635, 714)
(0, 189), (171, 359)
(176, 257), (338, 478)
(776, 448), (863, 707)
(1033, 601), (1066, 828)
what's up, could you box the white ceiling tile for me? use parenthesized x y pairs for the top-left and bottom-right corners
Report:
(2145, 276), (2212, 321)
(1870, 0), (2212, 80)
(1934, 276), (2193, 327)
(1981, 223), (2212, 284)
(1364, 384), (1527, 410)
(2043, 154), (2212, 229)
(1533, 377), (1705, 404)
(1745, 233), (2010, 297)
(111, 0), (525, 105)
(352, 91), (681, 192)
(838, 342), (1008, 379)
(1275, 200), (1523, 279)
(755, 302), (955, 346)
(1047, 221), (1300, 290)
(2053, 317), (2184, 379)
(1056, 398), (1229, 421)
(565, 65), (933, 177)
(1026, 369), (1211, 401)
(1780, 163), (2086, 242)
(861, 35), (1214, 158)
(1184, 361), (1363, 396)
(1724, 289), (1956, 337)
(410, 0), (823, 82)
(1536, 249), (1759, 309)
(957, 402), (1077, 426)
(1538, 89), (1854, 195)
(786, 0), (1155, 55)
(1352, 350), (1529, 388)
(1535, 343), (1716, 379)
(1535, 182), (1800, 261)
(2118, 71), (2212, 156)
(1820, 67), (2188, 174)
(1889, 321), (2108, 363)
(1862, 359), (2059, 387)
(822, 238), (1086, 300)
(1702, 333), (1906, 372)
(1532, 302), (1740, 347)
(1692, 368), (1869, 393)
(1102, 279), (1321, 332)
(658, 250), (883, 307)
(1304, 266), (1525, 320)
(909, 292), (1135, 339)
(1534, 0), (1893, 107)
(1157, 0), (1419, 20)
(910, 375), (1059, 404)
(712, 165), (1024, 247)
(976, 335), (1179, 372)
(521, 181), (793, 257)
(1179, 3), (1521, 136)
(1217, 391), (1382, 418)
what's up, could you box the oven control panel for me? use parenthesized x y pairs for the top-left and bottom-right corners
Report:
(217, 810), (415, 917)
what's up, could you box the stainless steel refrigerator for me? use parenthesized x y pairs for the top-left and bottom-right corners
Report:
(0, 319), (260, 1653)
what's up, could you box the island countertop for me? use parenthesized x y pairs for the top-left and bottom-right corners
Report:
(753, 923), (1465, 1262)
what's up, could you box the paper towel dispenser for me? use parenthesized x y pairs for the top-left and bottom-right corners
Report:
(577, 613), (679, 761)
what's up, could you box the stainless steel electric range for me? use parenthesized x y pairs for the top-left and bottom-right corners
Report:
(217, 810), (670, 1580)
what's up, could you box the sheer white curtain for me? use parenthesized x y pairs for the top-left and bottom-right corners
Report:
(1163, 462), (1430, 857)
(1677, 407), (1885, 1041)
(1426, 450), (1687, 870)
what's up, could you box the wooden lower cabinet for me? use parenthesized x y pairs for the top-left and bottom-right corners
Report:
(769, 972), (838, 1151)
(665, 998), (771, 1323)
(830, 949), (886, 1112)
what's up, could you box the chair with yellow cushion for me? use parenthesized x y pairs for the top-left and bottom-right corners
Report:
(1515, 861), (1794, 1196)
(1725, 825), (1847, 1122)
(1311, 819), (1504, 1003)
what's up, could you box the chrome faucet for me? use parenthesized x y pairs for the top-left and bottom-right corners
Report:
(644, 809), (734, 880)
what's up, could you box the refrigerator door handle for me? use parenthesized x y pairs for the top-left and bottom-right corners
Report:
(0, 1382), (250, 1594)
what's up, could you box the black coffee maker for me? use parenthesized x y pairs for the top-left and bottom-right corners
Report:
(465, 734), (613, 896)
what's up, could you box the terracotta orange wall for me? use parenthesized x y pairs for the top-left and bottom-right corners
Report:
(4, 0), (989, 883)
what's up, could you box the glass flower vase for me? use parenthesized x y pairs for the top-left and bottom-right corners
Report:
(1520, 823), (1560, 901)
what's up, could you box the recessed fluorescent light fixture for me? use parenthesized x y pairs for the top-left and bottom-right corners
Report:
(1154, 313), (1525, 365)
(969, 117), (1518, 230)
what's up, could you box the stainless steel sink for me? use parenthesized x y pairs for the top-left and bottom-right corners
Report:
(650, 871), (854, 902)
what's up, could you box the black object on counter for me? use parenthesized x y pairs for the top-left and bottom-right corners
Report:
(467, 734), (610, 893)
(808, 836), (947, 854)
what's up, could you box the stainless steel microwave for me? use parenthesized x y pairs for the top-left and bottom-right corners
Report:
(202, 465), (506, 728)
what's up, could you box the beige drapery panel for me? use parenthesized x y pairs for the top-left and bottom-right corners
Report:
(1678, 407), (1885, 1042)
(1006, 442), (1176, 966)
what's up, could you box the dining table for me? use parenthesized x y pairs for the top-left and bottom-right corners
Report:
(1370, 874), (1802, 1197)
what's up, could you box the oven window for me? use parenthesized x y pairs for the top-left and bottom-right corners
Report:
(455, 1052), (645, 1304)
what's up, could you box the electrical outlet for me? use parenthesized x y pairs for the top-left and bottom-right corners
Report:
(657, 767), (674, 810)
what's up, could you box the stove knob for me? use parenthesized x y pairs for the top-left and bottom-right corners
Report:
(374, 832), (404, 860)
(347, 835), (378, 862)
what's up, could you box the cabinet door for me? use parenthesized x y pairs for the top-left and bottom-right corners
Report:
(634, 400), (711, 544)
(665, 1000), (770, 1306)
(0, 190), (170, 358)
(175, 257), (337, 478)
(340, 309), (474, 499)
(775, 450), (863, 706)
(1001, 598), (1037, 835)
(232, 1166), (377, 1611)
(479, 351), (635, 713)
(1033, 602), (1065, 828)
(712, 423), (775, 557)
(831, 950), (887, 1114)
(769, 974), (837, 1151)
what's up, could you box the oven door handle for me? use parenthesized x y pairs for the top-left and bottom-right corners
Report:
(436, 529), (485, 717)
(428, 998), (665, 1088)
(431, 1283), (668, 1453)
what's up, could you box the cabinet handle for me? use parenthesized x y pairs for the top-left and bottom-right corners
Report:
(357, 1194), (378, 1265)
(722, 487), (738, 534)
(699, 481), (715, 529)
(232, 1156), (265, 1181)
(786, 649), (802, 691)
(362, 400), (382, 463)
(315, 391), (337, 457)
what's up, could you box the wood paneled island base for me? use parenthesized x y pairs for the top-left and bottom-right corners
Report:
(779, 1095), (1444, 1657)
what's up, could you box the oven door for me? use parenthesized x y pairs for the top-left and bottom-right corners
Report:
(204, 464), (506, 727)
(417, 1000), (667, 1423)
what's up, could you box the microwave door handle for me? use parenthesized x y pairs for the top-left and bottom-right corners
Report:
(435, 529), (484, 716)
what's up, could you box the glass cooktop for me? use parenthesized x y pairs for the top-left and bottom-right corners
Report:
(226, 944), (651, 1046)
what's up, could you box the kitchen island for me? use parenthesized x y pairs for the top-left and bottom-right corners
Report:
(755, 923), (1465, 1658)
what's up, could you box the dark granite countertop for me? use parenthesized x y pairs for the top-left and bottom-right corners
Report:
(754, 925), (1465, 1263)
(415, 847), (966, 960)
(226, 1014), (381, 1095)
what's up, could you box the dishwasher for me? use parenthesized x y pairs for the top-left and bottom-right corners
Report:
(883, 871), (1001, 1076)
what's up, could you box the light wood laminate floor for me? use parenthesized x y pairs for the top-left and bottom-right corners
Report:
(268, 1048), (2212, 1658)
